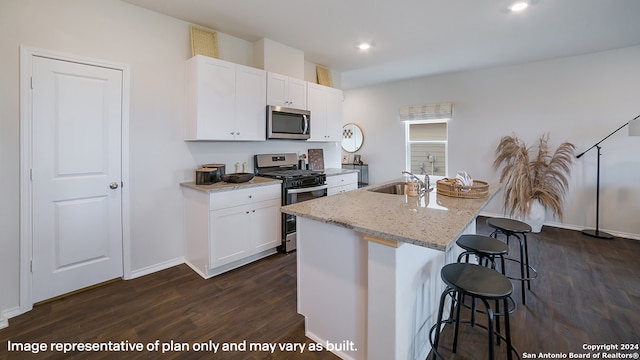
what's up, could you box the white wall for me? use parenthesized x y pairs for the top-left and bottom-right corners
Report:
(343, 45), (640, 239)
(0, 0), (340, 321)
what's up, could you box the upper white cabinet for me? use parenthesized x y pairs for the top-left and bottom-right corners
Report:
(307, 83), (343, 142)
(267, 72), (307, 109)
(186, 55), (267, 141)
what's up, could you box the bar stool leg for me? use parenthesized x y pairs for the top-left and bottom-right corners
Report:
(482, 298), (495, 360)
(517, 235), (527, 305)
(504, 296), (513, 360)
(432, 287), (451, 360)
(495, 298), (501, 345)
(523, 233), (532, 290)
(452, 291), (463, 352)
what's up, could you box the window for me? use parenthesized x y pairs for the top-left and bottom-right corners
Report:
(406, 121), (447, 176)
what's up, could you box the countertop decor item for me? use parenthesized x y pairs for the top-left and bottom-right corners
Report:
(575, 114), (640, 239)
(436, 178), (489, 199)
(493, 133), (575, 232)
(307, 149), (324, 171)
(221, 173), (254, 183)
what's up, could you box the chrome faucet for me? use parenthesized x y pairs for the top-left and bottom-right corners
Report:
(402, 171), (430, 194)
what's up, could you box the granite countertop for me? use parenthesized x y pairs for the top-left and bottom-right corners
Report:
(281, 179), (501, 251)
(180, 176), (281, 193)
(323, 168), (358, 176)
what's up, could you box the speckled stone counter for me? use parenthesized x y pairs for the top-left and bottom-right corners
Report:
(281, 178), (500, 251)
(288, 179), (501, 360)
(322, 168), (358, 177)
(180, 176), (281, 193)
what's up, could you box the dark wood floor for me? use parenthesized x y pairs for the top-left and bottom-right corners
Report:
(431, 218), (640, 359)
(1, 217), (639, 359)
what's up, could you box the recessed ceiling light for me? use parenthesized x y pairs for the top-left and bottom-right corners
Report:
(358, 43), (371, 50)
(509, 1), (529, 11)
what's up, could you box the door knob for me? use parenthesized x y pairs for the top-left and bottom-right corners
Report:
(109, 182), (119, 189)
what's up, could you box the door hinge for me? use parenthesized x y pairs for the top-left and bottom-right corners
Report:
(30, 168), (33, 181)
(30, 77), (33, 89)
(30, 260), (33, 273)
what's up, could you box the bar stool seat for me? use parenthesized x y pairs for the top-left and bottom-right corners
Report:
(487, 217), (537, 305)
(430, 263), (515, 360)
(456, 234), (509, 271)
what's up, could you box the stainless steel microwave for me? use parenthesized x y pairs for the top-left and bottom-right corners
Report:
(267, 105), (310, 140)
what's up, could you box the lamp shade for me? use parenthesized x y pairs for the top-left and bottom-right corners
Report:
(629, 116), (640, 136)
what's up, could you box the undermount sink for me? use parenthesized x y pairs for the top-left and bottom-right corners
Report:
(368, 182), (407, 195)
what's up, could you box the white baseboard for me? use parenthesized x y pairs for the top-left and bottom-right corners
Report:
(1, 306), (22, 329)
(129, 256), (185, 279)
(478, 211), (640, 240)
(305, 329), (357, 360)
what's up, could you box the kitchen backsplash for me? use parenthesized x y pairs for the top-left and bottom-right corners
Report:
(184, 140), (341, 180)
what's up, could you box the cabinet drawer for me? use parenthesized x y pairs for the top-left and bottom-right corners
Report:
(326, 172), (358, 188)
(328, 183), (358, 196)
(209, 184), (281, 210)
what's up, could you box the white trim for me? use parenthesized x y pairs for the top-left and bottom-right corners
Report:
(305, 329), (357, 360)
(18, 46), (132, 314)
(478, 211), (640, 241)
(130, 257), (185, 279)
(1, 306), (21, 328)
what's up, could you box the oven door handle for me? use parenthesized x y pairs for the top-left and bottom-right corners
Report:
(286, 184), (328, 194)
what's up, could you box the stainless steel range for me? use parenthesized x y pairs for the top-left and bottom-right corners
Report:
(255, 153), (327, 252)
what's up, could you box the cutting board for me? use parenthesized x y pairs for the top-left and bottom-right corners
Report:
(307, 149), (324, 171)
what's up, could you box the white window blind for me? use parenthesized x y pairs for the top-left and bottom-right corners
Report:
(399, 102), (452, 121)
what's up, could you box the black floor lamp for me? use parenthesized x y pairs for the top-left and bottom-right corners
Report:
(576, 114), (640, 239)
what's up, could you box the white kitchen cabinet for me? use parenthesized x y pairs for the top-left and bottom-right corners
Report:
(183, 184), (281, 278)
(186, 55), (267, 141)
(327, 172), (358, 196)
(307, 83), (343, 142)
(267, 72), (307, 109)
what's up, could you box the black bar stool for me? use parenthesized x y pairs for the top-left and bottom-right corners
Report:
(456, 234), (514, 344)
(456, 234), (509, 272)
(486, 217), (537, 305)
(430, 263), (515, 360)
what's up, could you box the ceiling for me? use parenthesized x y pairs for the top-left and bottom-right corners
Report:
(122, 0), (640, 89)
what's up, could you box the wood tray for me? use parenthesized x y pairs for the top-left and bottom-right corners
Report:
(221, 173), (254, 183)
(436, 178), (489, 198)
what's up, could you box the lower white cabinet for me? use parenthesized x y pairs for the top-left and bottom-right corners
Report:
(183, 184), (281, 278)
(327, 172), (358, 196)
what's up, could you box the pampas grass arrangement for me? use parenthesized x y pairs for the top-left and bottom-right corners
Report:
(493, 133), (575, 221)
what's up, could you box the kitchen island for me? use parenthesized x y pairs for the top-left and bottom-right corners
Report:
(281, 179), (500, 360)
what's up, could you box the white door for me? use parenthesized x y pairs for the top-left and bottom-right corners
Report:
(31, 56), (123, 303)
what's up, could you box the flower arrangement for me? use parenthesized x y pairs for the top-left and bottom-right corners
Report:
(493, 133), (575, 221)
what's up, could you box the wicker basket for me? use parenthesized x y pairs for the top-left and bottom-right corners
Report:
(436, 178), (489, 199)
